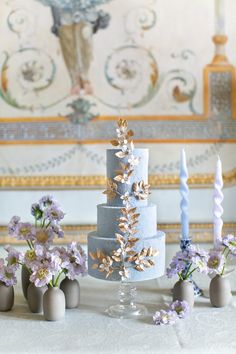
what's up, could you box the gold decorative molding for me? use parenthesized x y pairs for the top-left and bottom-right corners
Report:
(0, 169), (236, 189)
(0, 223), (235, 245)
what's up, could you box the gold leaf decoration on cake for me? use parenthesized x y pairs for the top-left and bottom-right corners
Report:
(110, 139), (120, 146)
(103, 178), (118, 201)
(132, 180), (150, 200)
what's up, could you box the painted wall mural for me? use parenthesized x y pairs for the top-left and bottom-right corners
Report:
(0, 0), (236, 190)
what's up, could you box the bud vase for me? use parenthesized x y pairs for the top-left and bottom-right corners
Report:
(209, 274), (232, 308)
(0, 282), (14, 311)
(43, 287), (65, 321)
(21, 266), (31, 299)
(27, 283), (47, 313)
(60, 277), (80, 309)
(173, 279), (194, 308)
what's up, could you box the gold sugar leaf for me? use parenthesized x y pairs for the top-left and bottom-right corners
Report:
(140, 248), (148, 257)
(128, 237), (139, 243)
(115, 151), (127, 159)
(119, 162), (126, 170)
(135, 265), (145, 272)
(128, 207), (137, 214)
(143, 260), (152, 268)
(89, 252), (97, 261)
(112, 255), (121, 262)
(132, 213), (140, 220)
(114, 175), (123, 182)
(114, 169), (123, 175)
(148, 259), (155, 266)
(115, 233), (125, 243)
(97, 249), (105, 260)
(147, 247), (153, 257)
(91, 263), (99, 269)
(118, 119), (127, 128)
(131, 221), (139, 227)
(128, 170), (134, 177)
(111, 140), (120, 146)
(127, 130), (134, 137)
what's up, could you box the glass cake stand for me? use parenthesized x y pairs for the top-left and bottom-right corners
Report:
(106, 282), (147, 319)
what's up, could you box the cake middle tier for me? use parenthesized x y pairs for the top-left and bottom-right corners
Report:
(106, 148), (148, 207)
(97, 203), (157, 239)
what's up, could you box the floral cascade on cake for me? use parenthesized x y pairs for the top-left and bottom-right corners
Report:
(88, 119), (165, 281)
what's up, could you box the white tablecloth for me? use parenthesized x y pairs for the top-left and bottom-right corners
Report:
(0, 244), (236, 354)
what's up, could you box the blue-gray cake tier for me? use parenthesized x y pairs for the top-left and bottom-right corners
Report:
(106, 148), (148, 207)
(88, 231), (165, 282)
(97, 203), (156, 239)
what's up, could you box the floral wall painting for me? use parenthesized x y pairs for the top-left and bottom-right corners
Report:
(0, 0), (236, 191)
(1, 0), (236, 143)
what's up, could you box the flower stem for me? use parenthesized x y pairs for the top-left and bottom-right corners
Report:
(221, 249), (231, 276)
(45, 221), (51, 229)
(185, 267), (199, 279)
(182, 262), (192, 280)
(54, 270), (64, 287)
(27, 240), (33, 250)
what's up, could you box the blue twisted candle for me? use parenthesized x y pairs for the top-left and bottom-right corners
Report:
(180, 149), (189, 240)
(213, 156), (224, 248)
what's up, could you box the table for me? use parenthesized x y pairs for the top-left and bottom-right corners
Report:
(0, 244), (236, 354)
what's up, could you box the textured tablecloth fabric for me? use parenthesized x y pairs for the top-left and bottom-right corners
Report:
(0, 244), (236, 354)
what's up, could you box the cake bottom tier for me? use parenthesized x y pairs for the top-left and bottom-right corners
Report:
(87, 231), (165, 282)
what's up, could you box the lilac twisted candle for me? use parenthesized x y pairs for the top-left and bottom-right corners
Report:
(180, 149), (189, 240)
(213, 157), (224, 248)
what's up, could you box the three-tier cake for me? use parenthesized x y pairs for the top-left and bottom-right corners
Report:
(88, 119), (165, 282)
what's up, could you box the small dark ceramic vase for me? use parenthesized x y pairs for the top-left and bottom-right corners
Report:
(43, 287), (65, 321)
(60, 277), (80, 309)
(173, 279), (194, 308)
(210, 274), (232, 308)
(0, 282), (14, 311)
(27, 283), (47, 313)
(21, 266), (31, 299)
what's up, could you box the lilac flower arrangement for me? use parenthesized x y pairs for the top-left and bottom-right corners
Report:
(7, 196), (87, 288)
(153, 300), (189, 326)
(208, 234), (236, 276)
(26, 243), (87, 288)
(8, 195), (65, 249)
(166, 245), (209, 281)
(0, 246), (23, 286)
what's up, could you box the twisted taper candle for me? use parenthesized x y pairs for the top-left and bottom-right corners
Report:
(213, 156), (224, 248)
(180, 149), (189, 240)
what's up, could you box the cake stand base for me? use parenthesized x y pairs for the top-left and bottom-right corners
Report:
(106, 303), (147, 319)
(106, 282), (147, 319)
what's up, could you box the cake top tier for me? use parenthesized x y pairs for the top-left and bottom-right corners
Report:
(103, 119), (150, 207)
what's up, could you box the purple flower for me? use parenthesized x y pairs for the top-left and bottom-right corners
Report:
(166, 258), (186, 278)
(169, 300), (190, 318)
(4, 245), (23, 270)
(15, 222), (36, 241)
(8, 216), (20, 236)
(56, 242), (87, 280)
(0, 263), (17, 287)
(31, 203), (43, 220)
(153, 310), (178, 325)
(222, 234), (236, 255)
(35, 227), (54, 245)
(167, 245), (209, 280)
(39, 195), (57, 208)
(44, 205), (65, 223)
(51, 223), (64, 238)
(207, 249), (225, 275)
(23, 249), (39, 270)
(30, 266), (53, 287)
